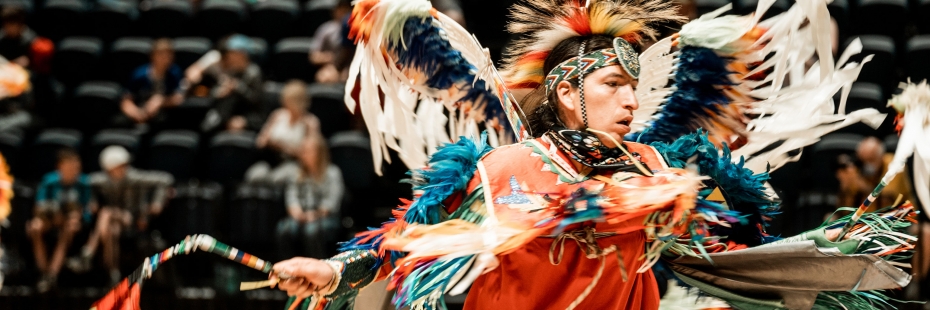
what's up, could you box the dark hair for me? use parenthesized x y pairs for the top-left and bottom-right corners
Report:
(1, 6), (26, 24)
(523, 35), (617, 137)
(57, 148), (80, 164)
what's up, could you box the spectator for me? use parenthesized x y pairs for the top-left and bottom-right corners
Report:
(186, 34), (264, 132)
(836, 137), (913, 210)
(246, 80), (321, 183)
(26, 149), (91, 293)
(0, 6), (35, 68)
(276, 134), (344, 259)
(121, 38), (185, 126)
(78, 146), (173, 284)
(309, 0), (352, 83)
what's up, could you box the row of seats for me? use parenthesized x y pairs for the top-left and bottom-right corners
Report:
(52, 36), (316, 86)
(839, 35), (930, 93)
(1, 82), (353, 182)
(0, 125), (366, 184)
(695, 0), (930, 40)
(18, 0), (338, 43)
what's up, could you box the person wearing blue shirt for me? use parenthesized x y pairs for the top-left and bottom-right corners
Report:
(26, 148), (92, 292)
(121, 38), (185, 126)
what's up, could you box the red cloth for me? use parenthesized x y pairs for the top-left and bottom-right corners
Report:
(460, 138), (666, 310)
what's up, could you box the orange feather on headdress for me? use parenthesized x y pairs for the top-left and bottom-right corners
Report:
(500, 0), (684, 90)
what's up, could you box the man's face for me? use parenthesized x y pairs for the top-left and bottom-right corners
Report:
(58, 159), (81, 185)
(151, 49), (174, 71)
(107, 164), (128, 181)
(223, 51), (251, 72)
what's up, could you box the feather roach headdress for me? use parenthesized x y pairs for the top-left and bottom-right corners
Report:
(500, 0), (684, 90)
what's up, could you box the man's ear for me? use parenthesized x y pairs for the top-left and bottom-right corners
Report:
(556, 80), (576, 112)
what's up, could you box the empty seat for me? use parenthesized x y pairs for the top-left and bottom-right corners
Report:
(836, 82), (886, 136)
(86, 129), (140, 172)
(225, 183), (285, 257)
(918, 0), (930, 34)
(248, 0), (299, 43)
(173, 37), (212, 70)
(28, 128), (83, 181)
(906, 35), (930, 83)
(0, 129), (24, 176)
(808, 133), (864, 191)
(852, 0), (908, 42)
(139, 0), (193, 38)
(735, 0), (789, 19)
(307, 83), (350, 138)
(205, 131), (257, 184)
(86, 0), (137, 43)
(158, 181), (221, 242)
(196, 0), (247, 41)
(883, 134), (898, 151)
(52, 37), (103, 87)
(34, 0), (87, 42)
(162, 96), (213, 131)
(145, 130), (199, 180)
(694, 0), (731, 16)
(828, 0), (851, 38)
(108, 37), (153, 82)
(71, 81), (124, 131)
(297, 0), (335, 37)
(845, 35), (897, 90)
(271, 37), (314, 82)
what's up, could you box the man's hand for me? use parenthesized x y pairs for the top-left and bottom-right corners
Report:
(270, 257), (336, 300)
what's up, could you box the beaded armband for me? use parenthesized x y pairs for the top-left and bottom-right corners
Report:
(324, 249), (380, 299)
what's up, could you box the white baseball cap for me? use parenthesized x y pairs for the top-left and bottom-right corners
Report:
(99, 145), (130, 171)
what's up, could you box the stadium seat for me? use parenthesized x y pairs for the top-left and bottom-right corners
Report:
(835, 82), (886, 136)
(225, 183), (286, 258)
(883, 134), (898, 151)
(139, 0), (193, 38)
(262, 81), (283, 115)
(906, 35), (930, 83)
(297, 0), (335, 37)
(844, 35), (897, 91)
(70, 81), (124, 131)
(694, 0), (731, 16)
(86, 0), (137, 43)
(27, 128), (83, 181)
(145, 130), (200, 181)
(196, 0), (247, 41)
(852, 0), (908, 43)
(248, 0), (299, 44)
(157, 181), (222, 243)
(0, 0), (32, 13)
(271, 37), (314, 82)
(52, 37), (103, 87)
(86, 129), (140, 172)
(248, 36), (269, 66)
(329, 131), (378, 229)
(172, 37), (212, 70)
(797, 133), (864, 228)
(828, 0), (850, 37)
(918, 0), (930, 34)
(108, 37), (153, 83)
(0, 129), (24, 176)
(162, 96), (212, 131)
(205, 131), (258, 184)
(307, 83), (350, 138)
(735, 0), (789, 19)
(34, 0), (86, 42)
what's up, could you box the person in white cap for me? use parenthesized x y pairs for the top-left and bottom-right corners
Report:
(71, 145), (174, 284)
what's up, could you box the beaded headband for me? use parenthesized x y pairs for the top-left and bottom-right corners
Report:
(543, 37), (640, 95)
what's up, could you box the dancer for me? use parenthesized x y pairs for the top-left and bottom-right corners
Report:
(267, 0), (916, 309)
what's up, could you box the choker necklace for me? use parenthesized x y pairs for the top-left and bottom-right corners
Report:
(545, 127), (650, 175)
